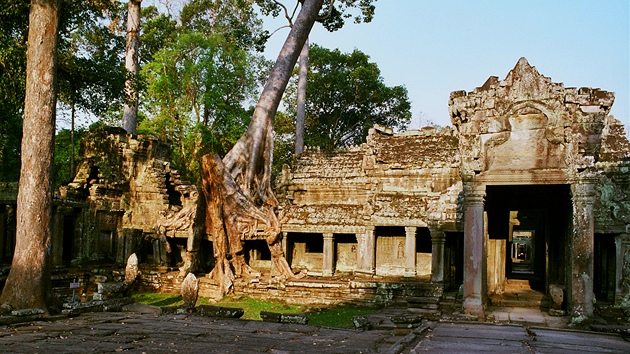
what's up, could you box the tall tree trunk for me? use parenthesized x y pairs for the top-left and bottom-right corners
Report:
(201, 0), (324, 295)
(70, 102), (75, 178)
(122, 0), (142, 134)
(0, 0), (60, 314)
(295, 38), (308, 155)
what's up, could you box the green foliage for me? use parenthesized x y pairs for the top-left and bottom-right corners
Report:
(0, 0), (126, 181)
(256, 0), (376, 32)
(0, 0), (29, 181)
(272, 111), (297, 178)
(306, 307), (378, 328)
(140, 0), (270, 182)
(285, 44), (411, 150)
(53, 128), (86, 188)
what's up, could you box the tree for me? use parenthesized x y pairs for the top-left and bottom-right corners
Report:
(123, 0), (142, 134)
(1, 0), (126, 182)
(286, 44), (411, 150)
(0, 0), (60, 313)
(140, 0), (269, 183)
(256, 0), (376, 154)
(57, 0), (126, 178)
(201, 0), (325, 295)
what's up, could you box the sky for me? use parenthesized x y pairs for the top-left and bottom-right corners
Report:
(262, 0), (629, 131)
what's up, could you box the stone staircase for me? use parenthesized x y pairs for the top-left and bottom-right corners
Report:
(406, 296), (442, 320)
(489, 279), (547, 307)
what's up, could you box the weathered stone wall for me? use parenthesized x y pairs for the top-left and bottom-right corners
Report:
(280, 125), (462, 233)
(448, 57), (630, 315)
(60, 127), (196, 263)
(449, 57), (616, 180)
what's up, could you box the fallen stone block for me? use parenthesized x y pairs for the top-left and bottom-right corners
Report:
(11, 308), (45, 317)
(196, 305), (244, 318)
(0, 303), (13, 315)
(103, 297), (135, 312)
(390, 314), (423, 324)
(259, 311), (308, 324)
(353, 316), (371, 329)
(280, 313), (309, 325)
(0, 314), (41, 325)
(260, 311), (282, 323)
(62, 302), (104, 316)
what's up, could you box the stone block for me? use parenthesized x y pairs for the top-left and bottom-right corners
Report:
(260, 311), (282, 322)
(280, 313), (309, 325)
(196, 305), (244, 318)
(181, 273), (199, 309)
(11, 308), (45, 317)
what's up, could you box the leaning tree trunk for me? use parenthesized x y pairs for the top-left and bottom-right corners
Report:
(0, 0), (60, 314)
(122, 0), (142, 134)
(201, 0), (324, 295)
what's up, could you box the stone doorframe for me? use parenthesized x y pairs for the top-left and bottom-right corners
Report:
(461, 179), (598, 319)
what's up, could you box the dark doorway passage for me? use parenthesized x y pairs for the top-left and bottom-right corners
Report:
(594, 234), (617, 302)
(485, 184), (572, 292)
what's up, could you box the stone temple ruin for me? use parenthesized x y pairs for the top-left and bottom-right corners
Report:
(0, 58), (629, 319)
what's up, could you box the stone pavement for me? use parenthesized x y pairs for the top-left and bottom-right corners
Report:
(410, 321), (630, 353)
(2, 309), (630, 353)
(0, 311), (398, 353)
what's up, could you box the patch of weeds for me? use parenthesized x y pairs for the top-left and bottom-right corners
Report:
(133, 293), (183, 307)
(216, 296), (305, 321)
(306, 307), (378, 328)
(133, 293), (379, 328)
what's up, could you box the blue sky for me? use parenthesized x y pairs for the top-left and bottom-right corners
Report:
(263, 0), (629, 131)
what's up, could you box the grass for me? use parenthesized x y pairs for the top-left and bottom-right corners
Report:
(132, 293), (378, 328)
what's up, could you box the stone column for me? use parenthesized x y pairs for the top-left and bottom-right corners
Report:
(429, 227), (446, 282)
(356, 226), (376, 275)
(615, 233), (630, 305)
(51, 207), (64, 268)
(282, 231), (289, 262)
(569, 182), (596, 318)
(404, 226), (417, 277)
(463, 184), (486, 317)
(323, 233), (335, 276)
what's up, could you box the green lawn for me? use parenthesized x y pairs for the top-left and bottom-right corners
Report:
(132, 293), (378, 328)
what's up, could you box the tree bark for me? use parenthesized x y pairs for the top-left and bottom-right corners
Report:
(0, 0), (60, 314)
(70, 102), (75, 178)
(202, 0), (323, 295)
(122, 0), (142, 134)
(295, 38), (309, 155)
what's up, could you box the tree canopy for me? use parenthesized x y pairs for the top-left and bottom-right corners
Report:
(285, 44), (411, 150)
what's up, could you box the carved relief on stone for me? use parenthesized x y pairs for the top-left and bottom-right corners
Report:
(483, 110), (567, 171)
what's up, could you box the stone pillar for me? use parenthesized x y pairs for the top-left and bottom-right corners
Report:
(281, 231), (290, 266)
(356, 226), (375, 275)
(429, 227), (446, 283)
(616, 233), (630, 306)
(323, 233), (335, 276)
(569, 182), (596, 318)
(282, 231), (289, 256)
(117, 228), (143, 265)
(51, 207), (64, 268)
(404, 226), (417, 277)
(463, 184), (486, 317)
